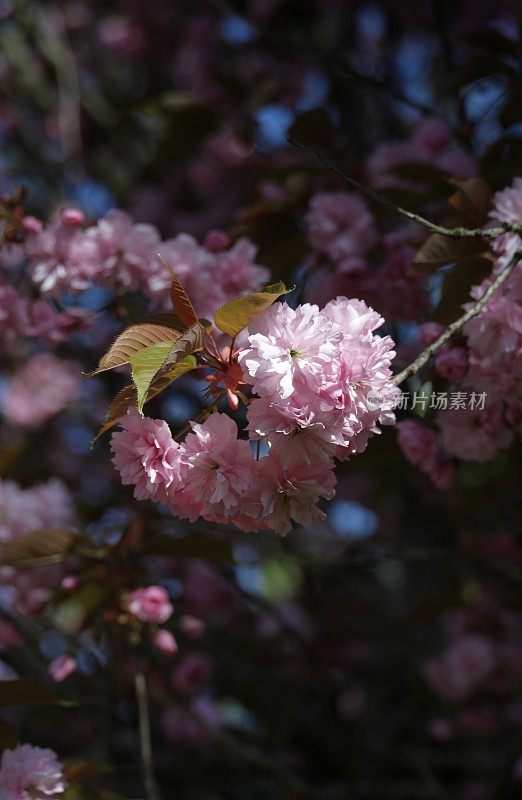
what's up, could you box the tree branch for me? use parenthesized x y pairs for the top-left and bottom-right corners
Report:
(135, 672), (160, 800)
(287, 138), (522, 241)
(393, 251), (522, 386)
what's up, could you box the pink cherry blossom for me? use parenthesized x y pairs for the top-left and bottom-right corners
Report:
(239, 301), (342, 401)
(110, 409), (182, 502)
(435, 347), (468, 382)
(368, 117), (477, 190)
(1, 352), (80, 428)
(0, 478), (75, 543)
(437, 404), (513, 463)
(256, 454), (337, 535)
(305, 191), (378, 261)
(153, 629), (179, 656)
(171, 413), (256, 523)
(424, 635), (497, 702)
(48, 654), (77, 683)
(0, 744), (67, 799)
(126, 586), (173, 624)
(172, 653), (213, 695)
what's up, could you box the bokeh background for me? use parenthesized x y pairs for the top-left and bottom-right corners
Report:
(1, 1), (522, 799)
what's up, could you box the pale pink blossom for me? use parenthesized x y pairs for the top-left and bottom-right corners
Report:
(153, 629), (178, 656)
(305, 191), (378, 261)
(110, 409), (182, 502)
(256, 454), (337, 535)
(0, 744), (67, 799)
(179, 615), (206, 638)
(1, 352), (80, 428)
(126, 586), (173, 624)
(171, 413), (256, 522)
(435, 347), (468, 382)
(397, 420), (456, 490)
(0, 479), (75, 543)
(48, 654), (77, 683)
(424, 635), (496, 701)
(437, 404), (513, 462)
(241, 298), (399, 468)
(158, 234), (269, 320)
(368, 118), (477, 190)
(239, 301), (342, 401)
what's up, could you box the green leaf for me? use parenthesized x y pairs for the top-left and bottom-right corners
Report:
(94, 356), (198, 442)
(0, 679), (57, 708)
(53, 584), (111, 635)
(131, 323), (203, 412)
(214, 281), (291, 337)
(0, 530), (75, 568)
(85, 322), (182, 377)
(131, 342), (176, 413)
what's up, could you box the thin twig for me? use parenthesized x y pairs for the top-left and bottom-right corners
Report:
(134, 672), (160, 800)
(287, 138), (522, 241)
(393, 251), (522, 386)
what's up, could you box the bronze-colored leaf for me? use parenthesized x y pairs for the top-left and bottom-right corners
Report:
(413, 233), (488, 271)
(0, 530), (75, 568)
(157, 254), (199, 328)
(85, 322), (182, 377)
(448, 178), (492, 226)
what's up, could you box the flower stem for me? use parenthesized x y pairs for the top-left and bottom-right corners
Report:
(135, 671), (160, 800)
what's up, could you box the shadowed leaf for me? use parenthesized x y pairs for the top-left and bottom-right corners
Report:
(146, 531), (233, 562)
(0, 530), (75, 567)
(0, 679), (57, 708)
(448, 178), (492, 225)
(413, 233), (488, 271)
(0, 718), (18, 747)
(214, 281), (291, 337)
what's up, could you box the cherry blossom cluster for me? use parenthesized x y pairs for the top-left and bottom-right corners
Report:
(396, 177), (522, 480)
(24, 208), (269, 320)
(111, 296), (399, 534)
(423, 595), (522, 737)
(0, 352), (81, 429)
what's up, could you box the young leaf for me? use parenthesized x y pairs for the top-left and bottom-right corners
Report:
(0, 530), (75, 567)
(131, 342), (176, 413)
(131, 323), (204, 412)
(93, 355), (198, 441)
(158, 254), (199, 328)
(85, 322), (182, 377)
(214, 281), (291, 337)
